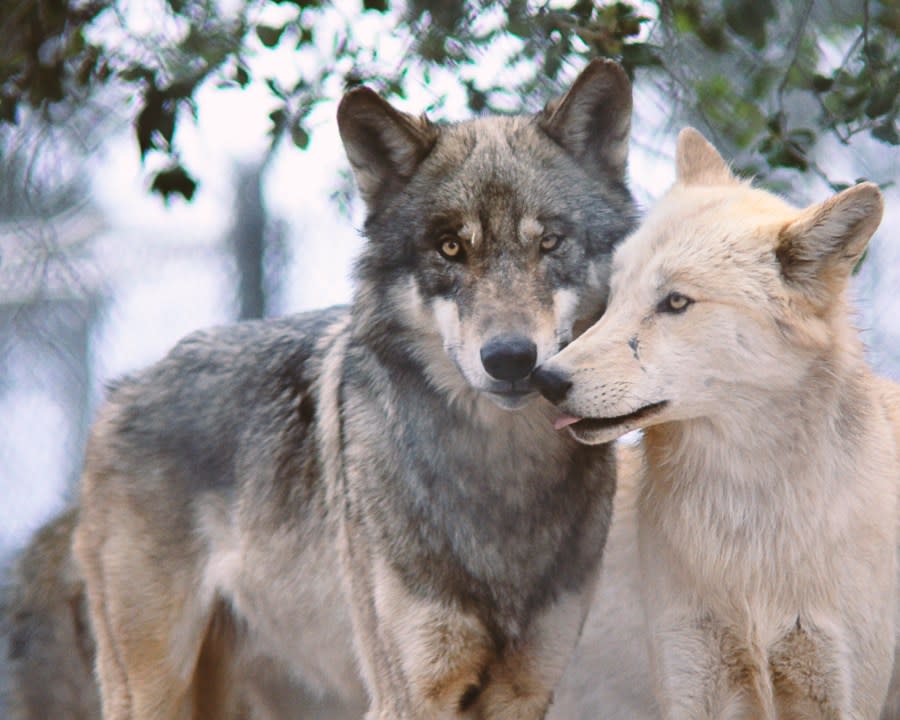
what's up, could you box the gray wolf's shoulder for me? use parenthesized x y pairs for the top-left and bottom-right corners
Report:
(95, 306), (350, 494)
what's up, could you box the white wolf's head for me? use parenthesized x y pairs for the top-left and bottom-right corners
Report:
(534, 128), (884, 443)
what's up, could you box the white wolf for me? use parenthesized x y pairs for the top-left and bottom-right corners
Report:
(535, 128), (899, 719)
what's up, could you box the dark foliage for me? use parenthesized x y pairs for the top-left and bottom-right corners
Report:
(1, 0), (895, 200)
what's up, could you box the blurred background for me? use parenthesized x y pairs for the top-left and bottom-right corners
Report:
(0, 0), (897, 569)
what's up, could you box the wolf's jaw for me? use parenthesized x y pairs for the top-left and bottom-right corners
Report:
(565, 400), (669, 444)
(484, 390), (537, 411)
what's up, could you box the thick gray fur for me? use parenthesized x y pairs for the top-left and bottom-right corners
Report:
(73, 59), (637, 719)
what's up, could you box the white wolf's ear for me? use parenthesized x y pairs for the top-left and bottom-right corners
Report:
(337, 87), (439, 210)
(776, 182), (883, 301)
(539, 59), (632, 179)
(675, 128), (736, 186)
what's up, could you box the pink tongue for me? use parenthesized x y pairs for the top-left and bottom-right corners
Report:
(554, 414), (582, 430)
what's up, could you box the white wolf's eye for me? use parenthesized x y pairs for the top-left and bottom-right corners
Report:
(540, 234), (563, 253)
(438, 237), (464, 261)
(658, 292), (693, 314)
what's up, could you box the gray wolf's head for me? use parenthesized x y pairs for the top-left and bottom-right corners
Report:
(338, 60), (637, 410)
(534, 127), (884, 443)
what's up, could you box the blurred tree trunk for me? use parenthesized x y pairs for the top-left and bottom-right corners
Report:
(227, 160), (289, 321)
(229, 163), (266, 320)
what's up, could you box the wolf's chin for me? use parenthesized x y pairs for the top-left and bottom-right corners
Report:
(484, 391), (537, 411)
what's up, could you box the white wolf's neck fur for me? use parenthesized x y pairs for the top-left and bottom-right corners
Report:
(542, 130), (897, 717)
(635, 298), (898, 717)
(643, 311), (866, 591)
(639, 299), (893, 642)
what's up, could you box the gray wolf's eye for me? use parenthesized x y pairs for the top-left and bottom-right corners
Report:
(540, 234), (564, 253)
(438, 237), (465, 261)
(658, 291), (693, 314)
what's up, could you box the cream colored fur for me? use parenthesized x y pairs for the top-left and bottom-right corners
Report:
(541, 129), (899, 719)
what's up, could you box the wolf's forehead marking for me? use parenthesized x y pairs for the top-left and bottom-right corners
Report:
(520, 217), (544, 241)
(459, 220), (481, 249)
(454, 204), (540, 250)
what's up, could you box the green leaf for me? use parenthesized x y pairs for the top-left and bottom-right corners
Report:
(875, 4), (900, 35)
(234, 64), (250, 87)
(273, 0), (321, 7)
(156, 102), (177, 146)
(136, 92), (162, 159)
(786, 128), (815, 149)
(543, 45), (563, 78)
(724, 0), (775, 49)
(265, 78), (287, 99)
(620, 42), (661, 69)
(120, 64), (155, 83)
(291, 122), (310, 148)
(33, 62), (66, 103)
(66, 29), (86, 57)
(418, 31), (448, 62)
(572, 0), (594, 21)
(269, 107), (287, 132)
(151, 165), (197, 202)
(872, 121), (899, 145)
(811, 73), (833, 92)
(506, 0), (531, 37)
(748, 67), (776, 97)
(695, 22), (728, 52)
(465, 80), (487, 113)
(162, 77), (198, 100)
(865, 87), (896, 119)
(76, 45), (101, 86)
(671, 1), (700, 33)
(256, 25), (285, 48)
(0, 94), (18, 123)
(363, 0), (389, 12)
(864, 40), (885, 65)
(762, 135), (809, 171)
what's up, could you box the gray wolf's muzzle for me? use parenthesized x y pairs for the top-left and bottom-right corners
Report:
(480, 335), (538, 382)
(531, 366), (573, 403)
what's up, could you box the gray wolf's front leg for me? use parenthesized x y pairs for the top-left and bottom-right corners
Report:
(348, 550), (591, 719)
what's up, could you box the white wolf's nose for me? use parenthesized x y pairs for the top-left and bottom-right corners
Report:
(480, 336), (537, 382)
(532, 366), (573, 403)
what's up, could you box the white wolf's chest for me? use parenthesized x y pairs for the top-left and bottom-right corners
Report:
(636, 443), (896, 638)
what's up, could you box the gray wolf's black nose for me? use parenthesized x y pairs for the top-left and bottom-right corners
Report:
(531, 366), (572, 403)
(480, 336), (537, 381)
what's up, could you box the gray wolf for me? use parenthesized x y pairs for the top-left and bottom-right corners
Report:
(3, 509), (359, 720)
(4, 507), (100, 720)
(534, 128), (899, 718)
(73, 59), (636, 719)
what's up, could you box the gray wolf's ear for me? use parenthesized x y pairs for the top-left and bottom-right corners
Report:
(675, 127), (736, 185)
(337, 87), (439, 210)
(776, 182), (883, 302)
(539, 59), (632, 179)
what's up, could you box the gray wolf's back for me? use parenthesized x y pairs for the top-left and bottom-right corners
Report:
(99, 306), (349, 500)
